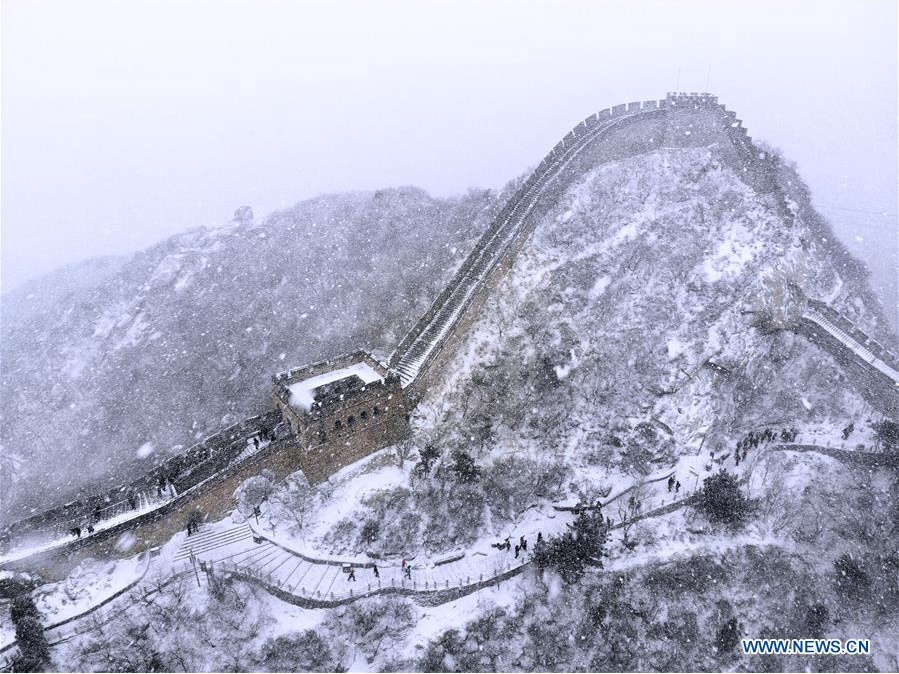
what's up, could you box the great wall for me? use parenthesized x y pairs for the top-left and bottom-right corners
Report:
(1, 92), (897, 591)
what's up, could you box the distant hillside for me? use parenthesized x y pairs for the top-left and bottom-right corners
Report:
(0, 186), (502, 520)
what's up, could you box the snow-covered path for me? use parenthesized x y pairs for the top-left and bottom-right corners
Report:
(167, 466), (688, 607)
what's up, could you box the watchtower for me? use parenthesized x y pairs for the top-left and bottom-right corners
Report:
(272, 350), (410, 482)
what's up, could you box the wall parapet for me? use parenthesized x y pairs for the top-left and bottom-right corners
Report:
(390, 91), (771, 390)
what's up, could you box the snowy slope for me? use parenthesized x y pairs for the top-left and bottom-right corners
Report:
(37, 144), (899, 674)
(417, 147), (893, 473)
(0, 187), (500, 521)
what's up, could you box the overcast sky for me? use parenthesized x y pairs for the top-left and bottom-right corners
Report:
(2, 0), (896, 322)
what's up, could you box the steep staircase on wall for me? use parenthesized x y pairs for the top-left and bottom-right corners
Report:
(802, 308), (899, 385)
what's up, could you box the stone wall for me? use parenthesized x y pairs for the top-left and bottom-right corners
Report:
(271, 350), (411, 483)
(797, 318), (899, 418)
(401, 93), (781, 401)
(0, 412), (280, 549)
(0, 434), (304, 580)
(295, 376), (410, 484)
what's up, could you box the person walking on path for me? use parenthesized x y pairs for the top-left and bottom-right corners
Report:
(347, 565), (356, 582)
(667, 476), (675, 492)
(372, 564), (379, 579)
(405, 565), (412, 580)
(514, 545), (520, 559)
(520, 536), (527, 552)
(537, 531), (543, 545)
(401, 558), (407, 572)
(675, 480), (681, 494)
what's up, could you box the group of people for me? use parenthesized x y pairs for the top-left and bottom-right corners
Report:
(155, 476), (174, 498)
(68, 524), (95, 539)
(68, 503), (109, 539)
(667, 476), (681, 493)
(492, 533), (535, 559)
(345, 561), (403, 583)
(734, 427), (799, 465)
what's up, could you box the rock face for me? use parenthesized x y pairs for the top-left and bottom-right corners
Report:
(415, 146), (896, 470)
(0, 187), (498, 521)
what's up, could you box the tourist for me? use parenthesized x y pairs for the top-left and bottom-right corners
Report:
(348, 565), (356, 582)
(372, 564), (380, 579)
(520, 536), (527, 552)
(675, 480), (681, 493)
(667, 476), (675, 492)
(514, 545), (519, 559)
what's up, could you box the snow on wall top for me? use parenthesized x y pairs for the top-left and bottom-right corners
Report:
(286, 361), (383, 411)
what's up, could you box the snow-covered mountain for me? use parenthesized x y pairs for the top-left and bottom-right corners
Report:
(0, 187), (500, 521)
(290, 145), (896, 561)
(4, 136), (898, 672)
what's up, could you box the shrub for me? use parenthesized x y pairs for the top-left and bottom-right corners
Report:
(533, 510), (608, 584)
(715, 617), (741, 656)
(359, 519), (380, 546)
(10, 595), (39, 624)
(803, 603), (829, 638)
(874, 420), (899, 451)
(255, 630), (337, 672)
(415, 445), (441, 477)
(451, 451), (481, 483)
(696, 470), (751, 528)
(13, 615), (49, 672)
(419, 629), (465, 673)
(833, 554), (870, 600)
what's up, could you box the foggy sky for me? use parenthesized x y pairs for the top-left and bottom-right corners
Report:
(2, 0), (896, 324)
